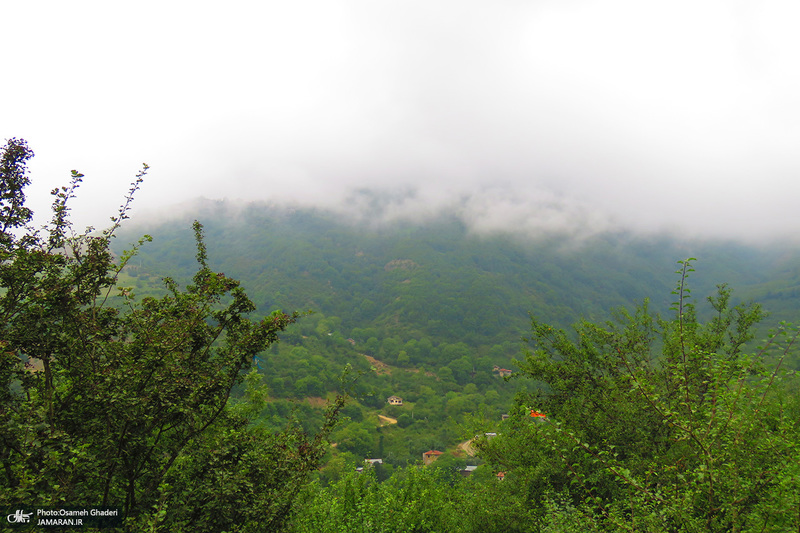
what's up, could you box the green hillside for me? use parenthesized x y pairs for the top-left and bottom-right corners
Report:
(109, 201), (800, 471)
(118, 201), (800, 342)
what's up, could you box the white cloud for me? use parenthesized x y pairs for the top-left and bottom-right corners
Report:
(3, 0), (800, 243)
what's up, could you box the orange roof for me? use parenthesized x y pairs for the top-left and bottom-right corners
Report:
(530, 410), (547, 418)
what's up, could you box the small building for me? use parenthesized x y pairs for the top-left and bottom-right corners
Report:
(422, 450), (443, 465)
(387, 395), (403, 406)
(492, 365), (512, 378)
(460, 465), (478, 477)
(364, 458), (383, 465)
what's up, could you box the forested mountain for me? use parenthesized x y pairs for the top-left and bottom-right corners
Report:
(110, 200), (800, 471)
(118, 199), (800, 342)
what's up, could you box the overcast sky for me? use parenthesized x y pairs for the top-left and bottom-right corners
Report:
(3, 1), (800, 242)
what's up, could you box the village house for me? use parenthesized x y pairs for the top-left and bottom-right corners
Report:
(492, 365), (512, 378)
(460, 465), (478, 477)
(422, 450), (443, 465)
(387, 395), (403, 406)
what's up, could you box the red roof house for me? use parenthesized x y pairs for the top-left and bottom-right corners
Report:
(422, 450), (443, 465)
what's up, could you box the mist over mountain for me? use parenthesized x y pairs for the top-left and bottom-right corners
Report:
(116, 198), (800, 347)
(12, 2), (800, 246)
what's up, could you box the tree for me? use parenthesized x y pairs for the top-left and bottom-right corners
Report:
(396, 350), (410, 367)
(0, 139), (344, 531)
(332, 421), (375, 458)
(480, 260), (800, 531)
(288, 467), (461, 533)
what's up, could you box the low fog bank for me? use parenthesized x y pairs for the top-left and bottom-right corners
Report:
(9, 1), (800, 249)
(125, 185), (800, 253)
(116, 192), (800, 330)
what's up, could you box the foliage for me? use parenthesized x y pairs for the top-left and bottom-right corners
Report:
(10, 134), (799, 531)
(480, 259), (800, 531)
(113, 204), (710, 348)
(289, 462), (607, 533)
(289, 466), (462, 533)
(107, 199), (800, 469)
(109, 199), (800, 474)
(0, 139), (344, 532)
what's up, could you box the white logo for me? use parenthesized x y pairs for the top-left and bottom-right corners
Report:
(6, 510), (32, 523)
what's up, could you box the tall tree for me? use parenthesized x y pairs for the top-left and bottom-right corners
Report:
(0, 139), (343, 532)
(480, 260), (800, 531)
